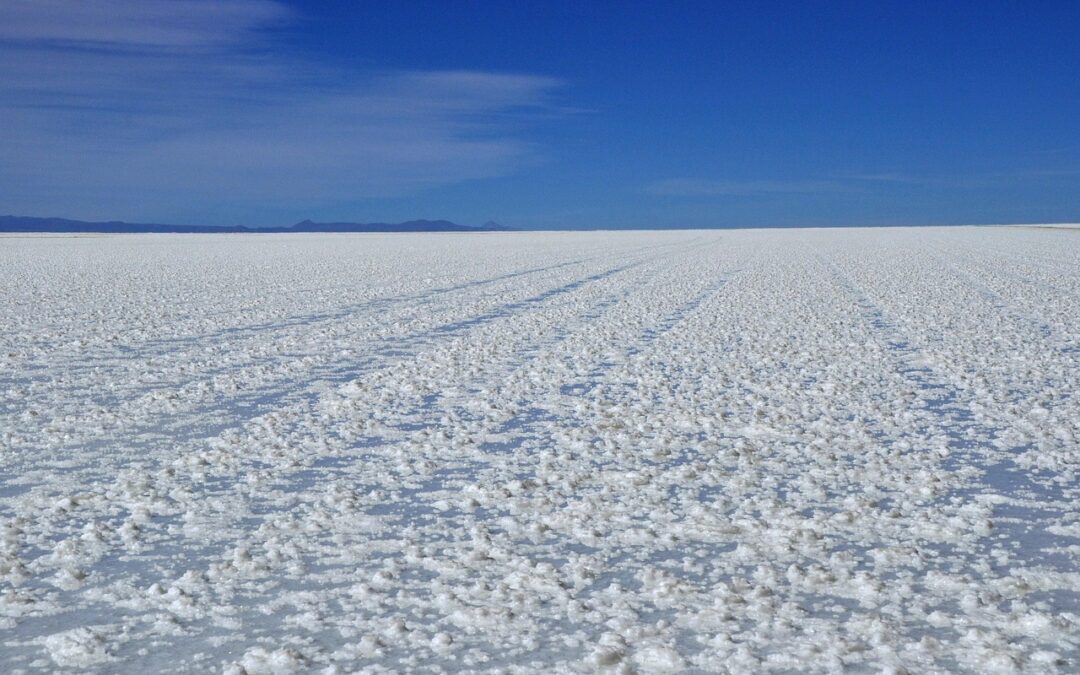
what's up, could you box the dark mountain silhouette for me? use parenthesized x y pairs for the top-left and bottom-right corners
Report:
(288, 219), (510, 232)
(0, 215), (512, 234)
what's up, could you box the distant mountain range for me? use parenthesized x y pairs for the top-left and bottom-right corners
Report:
(0, 215), (512, 234)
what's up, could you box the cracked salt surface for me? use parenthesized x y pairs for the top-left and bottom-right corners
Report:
(1, 228), (1078, 673)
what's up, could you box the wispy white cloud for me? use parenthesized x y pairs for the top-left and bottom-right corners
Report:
(646, 178), (851, 197)
(0, 0), (564, 221)
(0, 0), (290, 49)
(647, 167), (1080, 200)
(842, 169), (1080, 189)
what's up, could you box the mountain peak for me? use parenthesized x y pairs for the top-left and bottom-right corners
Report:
(0, 215), (515, 234)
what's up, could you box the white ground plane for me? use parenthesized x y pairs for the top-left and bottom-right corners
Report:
(0, 227), (1077, 673)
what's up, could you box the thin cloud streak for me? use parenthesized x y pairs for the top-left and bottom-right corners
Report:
(0, 0), (565, 221)
(646, 178), (852, 197)
(648, 167), (1080, 200)
(842, 169), (1080, 189)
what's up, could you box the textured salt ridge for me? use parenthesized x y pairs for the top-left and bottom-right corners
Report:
(0, 228), (1077, 673)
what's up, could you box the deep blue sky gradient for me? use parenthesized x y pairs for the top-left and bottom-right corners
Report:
(2, 1), (1077, 228)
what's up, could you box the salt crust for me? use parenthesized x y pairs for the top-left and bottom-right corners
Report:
(0, 228), (1077, 672)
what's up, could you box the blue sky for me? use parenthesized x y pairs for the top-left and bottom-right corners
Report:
(2, 1), (1078, 229)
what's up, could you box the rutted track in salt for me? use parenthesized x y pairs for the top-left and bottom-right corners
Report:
(0, 228), (1077, 673)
